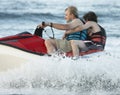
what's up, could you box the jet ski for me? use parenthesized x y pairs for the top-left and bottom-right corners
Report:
(0, 27), (103, 72)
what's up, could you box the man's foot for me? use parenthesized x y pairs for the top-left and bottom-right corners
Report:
(72, 56), (79, 60)
(44, 54), (52, 56)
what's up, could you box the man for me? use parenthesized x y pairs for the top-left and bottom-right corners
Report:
(38, 6), (87, 55)
(64, 11), (106, 59)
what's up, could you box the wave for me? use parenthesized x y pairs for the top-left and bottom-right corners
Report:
(0, 52), (120, 91)
(0, 12), (63, 20)
(108, 34), (120, 38)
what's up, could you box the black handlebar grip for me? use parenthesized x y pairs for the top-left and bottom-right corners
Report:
(42, 21), (45, 26)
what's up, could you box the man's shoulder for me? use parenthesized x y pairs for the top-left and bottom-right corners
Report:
(72, 18), (83, 24)
(73, 18), (81, 21)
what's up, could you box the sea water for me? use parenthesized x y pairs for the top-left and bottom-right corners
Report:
(0, 0), (120, 95)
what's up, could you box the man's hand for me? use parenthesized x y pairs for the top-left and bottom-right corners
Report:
(62, 31), (70, 39)
(37, 22), (49, 28)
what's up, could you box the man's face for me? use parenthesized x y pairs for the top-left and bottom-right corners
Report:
(64, 10), (72, 22)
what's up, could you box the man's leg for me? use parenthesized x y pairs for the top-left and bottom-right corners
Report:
(70, 40), (80, 57)
(45, 39), (56, 54)
(70, 40), (88, 58)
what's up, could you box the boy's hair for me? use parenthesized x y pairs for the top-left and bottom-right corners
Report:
(83, 11), (97, 22)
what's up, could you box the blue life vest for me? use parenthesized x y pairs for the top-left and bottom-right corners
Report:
(66, 29), (88, 41)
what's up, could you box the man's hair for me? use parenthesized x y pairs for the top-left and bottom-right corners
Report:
(65, 6), (79, 18)
(83, 11), (98, 22)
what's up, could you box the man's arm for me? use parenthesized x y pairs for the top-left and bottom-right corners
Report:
(62, 22), (92, 39)
(38, 19), (83, 30)
(65, 21), (92, 34)
(47, 23), (71, 30)
(37, 22), (71, 30)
